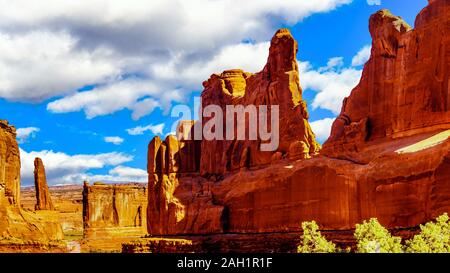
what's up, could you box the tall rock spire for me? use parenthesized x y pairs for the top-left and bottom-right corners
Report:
(34, 157), (55, 210)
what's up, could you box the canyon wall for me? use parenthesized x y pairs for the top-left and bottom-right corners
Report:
(0, 120), (21, 207)
(21, 185), (83, 236)
(0, 120), (63, 242)
(324, 0), (450, 159)
(83, 182), (148, 241)
(144, 0), (450, 249)
(147, 28), (320, 236)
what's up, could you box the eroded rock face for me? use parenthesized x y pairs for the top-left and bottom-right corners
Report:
(199, 29), (320, 176)
(323, 1), (450, 159)
(145, 1), (450, 248)
(146, 29), (320, 235)
(0, 120), (20, 206)
(34, 158), (54, 210)
(0, 120), (63, 242)
(83, 182), (148, 239)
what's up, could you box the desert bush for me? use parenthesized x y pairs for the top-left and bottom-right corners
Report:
(297, 214), (450, 253)
(297, 221), (336, 253)
(354, 218), (403, 253)
(405, 213), (450, 253)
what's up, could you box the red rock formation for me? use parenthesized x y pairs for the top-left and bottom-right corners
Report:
(323, 0), (450, 159)
(146, 28), (320, 236)
(144, 1), (450, 251)
(21, 185), (83, 236)
(0, 120), (21, 206)
(147, 124), (222, 235)
(83, 182), (147, 234)
(199, 29), (319, 176)
(82, 182), (149, 252)
(0, 120), (63, 242)
(33, 158), (55, 210)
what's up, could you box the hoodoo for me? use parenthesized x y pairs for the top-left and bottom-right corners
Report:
(34, 157), (55, 211)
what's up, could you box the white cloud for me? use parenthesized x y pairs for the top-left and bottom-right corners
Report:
(299, 58), (362, 115)
(108, 166), (147, 179)
(131, 98), (161, 121)
(159, 42), (271, 87)
(19, 148), (133, 185)
(318, 57), (344, 72)
(104, 136), (124, 145)
(47, 79), (159, 119)
(310, 118), (335, 143)
(16, 127), (40, 143)
(351, 45), (371, 66)
(126, 123), (165, 136)
(60, 166), (148, 184)
(367, 0), (381, 6)
(0, 31), (119, 102)
(0, 0), (353, 119)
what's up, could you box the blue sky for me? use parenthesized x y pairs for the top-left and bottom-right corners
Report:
(0, 0), (427, 186)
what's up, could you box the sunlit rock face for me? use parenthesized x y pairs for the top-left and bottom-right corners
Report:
(199, 28), (320, 177)
(143, 1), (450, 252)
(323, 0), (450, 159)
(0, 120), (63, 242)
(33, 157), (55, 211)
(0, 120), (21, 207)
(83, 182), (147, 235)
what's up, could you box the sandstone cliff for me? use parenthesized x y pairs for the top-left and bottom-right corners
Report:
(34, 158), (55, 210)
(82, 182), (148, 252)
(83, 182), (147, 248)
(147, 28), (320, 236)
(0, 120), (20, 207)
(199, 28), (319, 176)
(144, 0), (450, 250)
(21, 185), (83, 236)
(324, 0), (450, 160)
(0, 120), (63, 243)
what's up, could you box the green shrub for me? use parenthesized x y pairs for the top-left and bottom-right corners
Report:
(354, 218), (403, 253)
(405, 213), (450, 253)
(297, 221), (336, 253)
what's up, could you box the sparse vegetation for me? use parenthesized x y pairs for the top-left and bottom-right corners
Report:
(298, 213), (450, 253)
(405, 213), (450, 253)
(354, 218), (403, 253)
(297, 221), (337, 253)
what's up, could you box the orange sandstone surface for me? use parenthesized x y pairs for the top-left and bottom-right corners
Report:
(0, 120), (64, 252)
(2, 0), (450, 253)
(82, 182), (148, 252)
(134, 0), (450, 253)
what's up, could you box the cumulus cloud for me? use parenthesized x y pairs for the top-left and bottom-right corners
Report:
(299, 58), (362, 115)
(318, 57), (344, 72)
(47, 78), (165, 119)
(351, 45), (371, 66)
(310, 118), (335, 143)
(19, 148), (134, 185)
(0, 31), (119, 102)
(16, 127), (40, 143)
(108, 166), (147, 179)
(0, 0), (353, 119)
(104, 136), (124, 145)
(126, 123), (165, 136)
(62, 166), (148, 184)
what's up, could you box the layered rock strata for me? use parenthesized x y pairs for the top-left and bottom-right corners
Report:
(0, 120), (63, 243)
(144, 1), (450, 250)
(83, 182), (148, 239)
